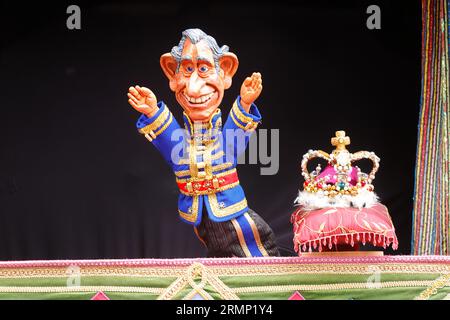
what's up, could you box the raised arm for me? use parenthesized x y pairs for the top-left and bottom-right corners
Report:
(223, 73), (263, 162)
(127, 85), (159, 118)
(127, 85), (182, 166)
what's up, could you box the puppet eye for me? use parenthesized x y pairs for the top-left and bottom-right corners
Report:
(186, 66), (194, 73)
(199, 65), (209, 73)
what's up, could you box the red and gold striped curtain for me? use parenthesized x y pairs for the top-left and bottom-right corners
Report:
(412, 0), (450, 255)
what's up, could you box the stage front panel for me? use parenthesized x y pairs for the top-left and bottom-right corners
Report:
(0, 256), (448, 300)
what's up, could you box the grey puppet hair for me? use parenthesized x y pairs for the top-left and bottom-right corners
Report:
(170, 28), (230, 73)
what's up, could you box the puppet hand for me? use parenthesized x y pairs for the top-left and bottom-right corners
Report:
(127, 85), (158, 117)
(240, 72), (263, 111)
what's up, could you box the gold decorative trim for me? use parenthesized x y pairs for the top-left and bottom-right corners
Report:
(230, 109), (248, 130)
(211, 142), (221, 152)
(300, 251), (384, 257)
(178, 196), (199, 223)
(174, 161), (232, 178)
(174, 169), (192, 178)
(176, 143), (221, 170)
(212, 162), (233, 173)
(183, 111), (195, 136)
(0, 267), (184, 279)
(183, 109), (221, 136)
(230, 109), (259, 131)
(233, 280), (449, 294)
(208, 109), (221, 128)
(178, 181), (240, 196)
(189, 142), (198, 178)
(203, 140), (213, 178)
(158, 262), (239, 300)
(210, 151), (224, 161)
(182, 263), (213, 300)
(177, 158), (189, 165)
(138, 107), (170, 134)
(176, 168), (237, 184)
(414, 273), (450, 300)
(243, 213), (269, 257)
(0, 285), (164, 294)
(231, 219), (253, 257)
(153, 113), (173, 137)
(232, 101), (254, 124)
(1, 263), (449, 279)
(193, 227), (207, 247)
(207, 193), (247, 218)
(207, 263), (450, 276)
(157, 275), (189, 300)
(0, 280), (444, 297)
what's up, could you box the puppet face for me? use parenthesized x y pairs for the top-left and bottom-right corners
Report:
(161, 39), (238, 122)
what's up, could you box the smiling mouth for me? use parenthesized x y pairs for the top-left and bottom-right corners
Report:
(183, 91), (216, 105)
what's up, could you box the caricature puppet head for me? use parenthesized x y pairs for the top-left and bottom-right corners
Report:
(160, 28), (239, 122)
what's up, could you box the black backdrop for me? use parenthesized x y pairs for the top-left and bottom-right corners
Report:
(0, 0), (420, 259)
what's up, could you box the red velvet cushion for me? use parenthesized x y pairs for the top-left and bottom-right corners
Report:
(291, 203), (398, 253)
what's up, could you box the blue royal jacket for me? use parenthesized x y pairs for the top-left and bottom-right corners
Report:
(136, 96), (262, 226)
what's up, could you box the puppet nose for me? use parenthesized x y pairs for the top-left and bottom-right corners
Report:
(186, 72), (205, 97)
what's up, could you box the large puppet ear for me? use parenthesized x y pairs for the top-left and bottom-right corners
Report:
(160, 53), (178, 91)
(219, 52), (239, 89)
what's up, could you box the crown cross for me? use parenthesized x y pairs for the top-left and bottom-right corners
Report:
(331, 131), (350, 151)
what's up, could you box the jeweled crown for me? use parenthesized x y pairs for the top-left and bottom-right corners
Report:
(300, 131), (380, 198)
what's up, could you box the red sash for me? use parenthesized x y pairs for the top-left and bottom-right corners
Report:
(177, 170), (239, 195)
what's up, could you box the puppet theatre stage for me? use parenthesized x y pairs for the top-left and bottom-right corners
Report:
(0, 1), (449, 300)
